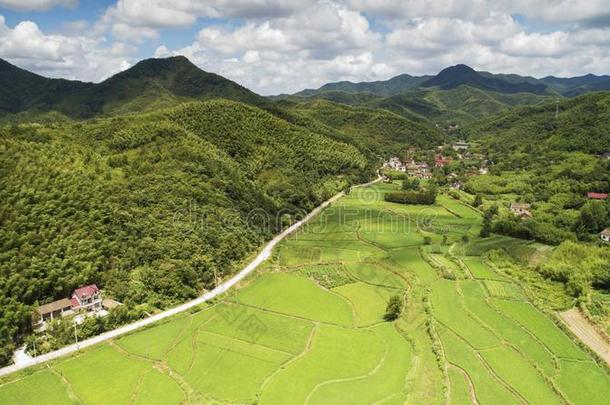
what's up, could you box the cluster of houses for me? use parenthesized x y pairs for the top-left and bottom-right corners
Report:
(34, 284), (118, 329)
(387, 156), (433, 179)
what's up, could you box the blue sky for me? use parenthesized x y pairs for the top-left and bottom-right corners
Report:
(0, 1), (609, 94)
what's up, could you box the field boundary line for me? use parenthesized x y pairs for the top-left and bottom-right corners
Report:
(0, 175), (381, 378)
(448, 364), (479, 405)
(47, 364), (84, 405)
(256, 323), (319, 399)
(303, 326), (389, 404)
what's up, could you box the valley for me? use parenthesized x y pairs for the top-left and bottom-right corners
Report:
(1, 182), (608, 404)
(1, 53), (609, 405)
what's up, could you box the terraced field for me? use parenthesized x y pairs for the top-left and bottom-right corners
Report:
(1, 183), (608, 404)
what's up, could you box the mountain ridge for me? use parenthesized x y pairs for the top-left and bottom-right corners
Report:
(279, 63), (610, 98)
(0, 56), (267, 119)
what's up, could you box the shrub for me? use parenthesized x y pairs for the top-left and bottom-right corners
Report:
(384, 295), (403, 321)
(384, 189), (437, 205)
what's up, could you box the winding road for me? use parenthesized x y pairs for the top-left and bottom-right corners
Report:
(0, 176), (381, 378)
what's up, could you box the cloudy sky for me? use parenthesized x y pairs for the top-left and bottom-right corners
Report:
(1, 0), (609, 94)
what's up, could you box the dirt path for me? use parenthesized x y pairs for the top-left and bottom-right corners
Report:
(558, 308), (610, 366)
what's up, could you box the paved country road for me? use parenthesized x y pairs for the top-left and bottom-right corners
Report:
(0, 176), (381, 378)
(558, 308), (610, 366)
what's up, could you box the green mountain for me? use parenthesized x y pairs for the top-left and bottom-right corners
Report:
(291, 73), (431, 97)
(276, 85), (555, 126)
(282, 64), (610, 103)
(467, 91), (610, 154)
(540, 74), (610, 97)
(420, 64), (551, 95)
(0, 56), (267, 119)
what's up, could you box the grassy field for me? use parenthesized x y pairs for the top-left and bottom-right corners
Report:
(1, 183), (608, 404)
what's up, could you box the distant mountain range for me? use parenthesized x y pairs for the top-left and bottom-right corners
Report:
(0, 56), (266, 118)
(283, 64), (610, 98)
(1, 56), (608, 129)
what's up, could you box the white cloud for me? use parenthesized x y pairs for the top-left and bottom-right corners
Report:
(0, 15), (137, 82)
(1, 0), (610, 94)
(0, 0), (77, 11)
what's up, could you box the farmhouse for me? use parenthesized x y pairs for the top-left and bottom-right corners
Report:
(71, 284), (102, 312)
(35, 284), (104, 327)
(452, 141), (470, 151)
(406, 161), (432, 179)
(510, 202), (532, 218)
(601, 228), (610, 243)
(587, 192), (608, 200)
(434, 155), (450, 167)
(388, 157), (406, 172)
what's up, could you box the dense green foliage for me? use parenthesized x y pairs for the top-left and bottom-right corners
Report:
(538, 241), (610, 297)
(469, 92), (610, 154)
(280, 99), (443, 158)
(0, 99), (368, 364)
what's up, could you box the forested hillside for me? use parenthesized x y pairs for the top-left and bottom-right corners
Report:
(275, 99), (444, 158)
(0, 100), (368, 364)
(469, 92), (610, 154)
(278, 85), (554, 126)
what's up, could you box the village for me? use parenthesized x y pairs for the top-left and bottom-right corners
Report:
(383, 141), (610, 243)
(383, 140), (487, 187)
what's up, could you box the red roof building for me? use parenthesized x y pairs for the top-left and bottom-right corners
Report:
(587, 192), (608, 200)
(71, 284), (102, 311)
(434, 155), (450, 167)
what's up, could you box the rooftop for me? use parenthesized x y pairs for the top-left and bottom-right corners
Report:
(37, 298), (72, 315)
(73, 284), (100, 300)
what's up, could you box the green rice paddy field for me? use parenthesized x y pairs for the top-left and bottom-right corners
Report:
(1, 183), (609, 404)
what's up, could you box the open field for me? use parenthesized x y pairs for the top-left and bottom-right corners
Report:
(1, 183), (608, 404)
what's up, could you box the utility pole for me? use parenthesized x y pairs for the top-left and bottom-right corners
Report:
(555, 98), (559, 119)
(74, 323), (78, 346)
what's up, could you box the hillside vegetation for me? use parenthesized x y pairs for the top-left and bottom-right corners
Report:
(469, 92), (610, 154)
(279, 85), (555, 126)
(278, 99), (444, 157)
(0, 99), (368, 364)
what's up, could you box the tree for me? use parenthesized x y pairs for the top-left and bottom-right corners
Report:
(480, 207), (495, 238)
(384, 295), (403, 321)
(574, 201), (608, 235)
(473, 193), (483, 207)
